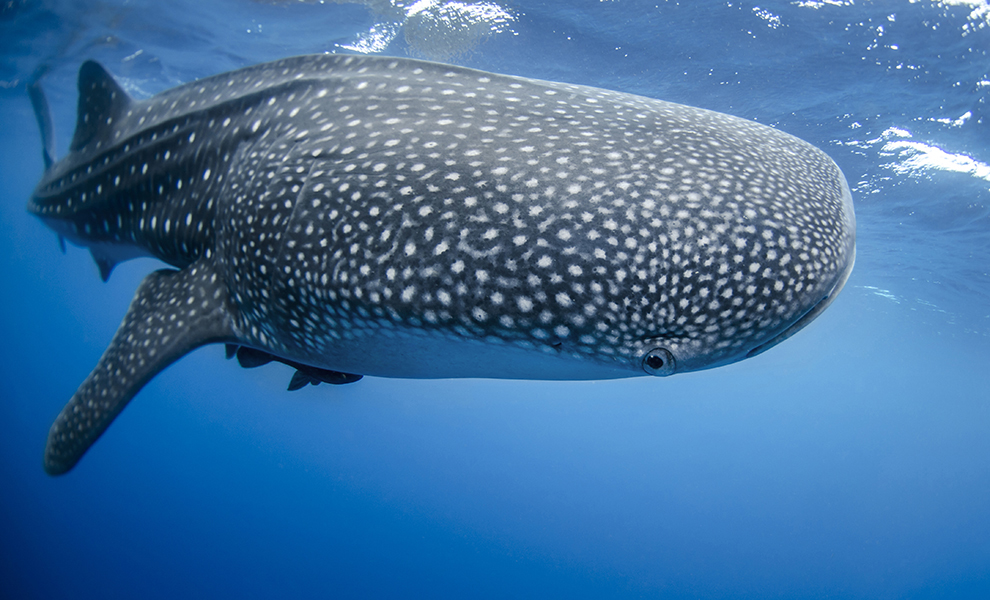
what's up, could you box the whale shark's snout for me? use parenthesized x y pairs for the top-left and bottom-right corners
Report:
(744, 240), (855, 363)
(28, 54), (855, 474)
(633, 166), (857, 376)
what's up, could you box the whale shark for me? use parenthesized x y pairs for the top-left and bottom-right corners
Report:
(28, 54), (855, 474)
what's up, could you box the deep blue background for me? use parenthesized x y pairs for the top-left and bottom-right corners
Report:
(2, 1), (989, 598)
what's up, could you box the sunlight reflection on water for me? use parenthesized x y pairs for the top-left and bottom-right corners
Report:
(329, 0), (517, 60)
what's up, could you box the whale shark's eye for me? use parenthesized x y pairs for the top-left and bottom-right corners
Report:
(642, 348), (675, 376)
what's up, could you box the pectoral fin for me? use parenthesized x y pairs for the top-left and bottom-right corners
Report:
(44, 261), (236, 475)
(227, 345), (362, 389)
(288, 366), (362, 389)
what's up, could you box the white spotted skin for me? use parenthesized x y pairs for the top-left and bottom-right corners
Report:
(30, 54), (856, 380)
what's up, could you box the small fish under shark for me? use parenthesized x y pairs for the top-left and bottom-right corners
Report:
(27, 54), (855, 475)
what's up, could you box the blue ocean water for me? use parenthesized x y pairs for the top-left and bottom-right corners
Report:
(1, 0), (988, 597)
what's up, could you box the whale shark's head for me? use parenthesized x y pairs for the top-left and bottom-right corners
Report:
(588, 137), (858, 377)
(539, 144), (857, 378)
(207, 58), (857, 381)
(330, 128), (858, 381)
(315, 148), (857, 381)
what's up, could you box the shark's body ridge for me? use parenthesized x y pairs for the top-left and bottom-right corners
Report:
(29, 55), (855, 474)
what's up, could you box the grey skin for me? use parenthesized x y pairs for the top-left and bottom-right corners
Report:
(27, 55), (855, 475)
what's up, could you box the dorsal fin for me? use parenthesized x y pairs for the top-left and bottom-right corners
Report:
(70, 60), (132, 152)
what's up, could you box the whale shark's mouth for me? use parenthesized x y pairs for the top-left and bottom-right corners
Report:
(745, 248), (856, 359)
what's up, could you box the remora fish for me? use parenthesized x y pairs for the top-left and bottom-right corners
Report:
(28, 55), (855, 474)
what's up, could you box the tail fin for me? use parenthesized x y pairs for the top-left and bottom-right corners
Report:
(69, 60), (132, 152)
(26, 65), (56, 170)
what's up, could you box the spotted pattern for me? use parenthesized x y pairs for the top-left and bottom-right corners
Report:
(31, 54), (855, 382)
